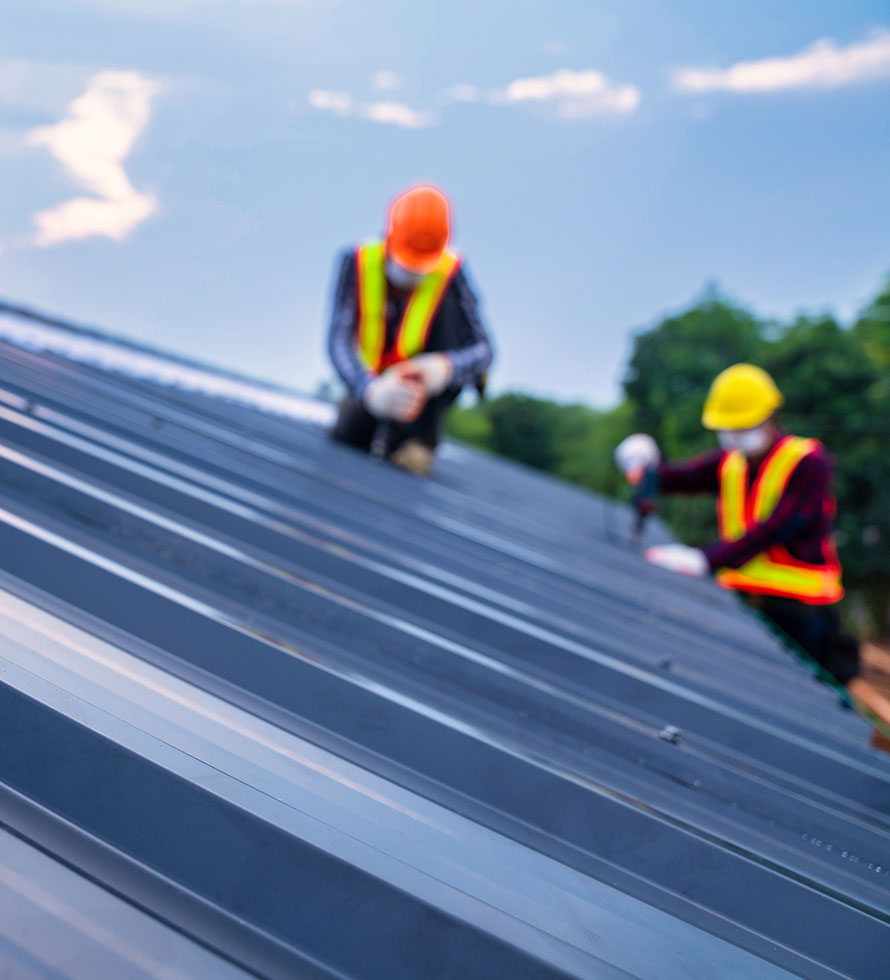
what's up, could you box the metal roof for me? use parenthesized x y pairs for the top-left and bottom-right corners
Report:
(0, 308), (888, 979)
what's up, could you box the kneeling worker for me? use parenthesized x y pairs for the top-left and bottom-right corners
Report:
(615, 363), (860, 685)
(327, 184), (493, 476)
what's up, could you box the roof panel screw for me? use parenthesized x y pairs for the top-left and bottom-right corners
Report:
(658, 725), (681, 744)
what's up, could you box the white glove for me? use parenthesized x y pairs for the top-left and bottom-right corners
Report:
(645, 544), (709, 578)
(405, 353), (454, 397)
(614, 433), (660, 481)
(363, 365), (426, 422)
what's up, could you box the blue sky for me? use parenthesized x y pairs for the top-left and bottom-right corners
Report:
(2, 1), (889, 405)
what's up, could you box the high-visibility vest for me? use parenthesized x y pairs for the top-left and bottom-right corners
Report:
(355, 240), (460, 374)
(716, 435), (844, 604)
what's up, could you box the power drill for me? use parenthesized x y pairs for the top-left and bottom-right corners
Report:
(632, 465), (660, 540)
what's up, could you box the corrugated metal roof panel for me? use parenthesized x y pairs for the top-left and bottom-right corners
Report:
(0, 310), (888, 979)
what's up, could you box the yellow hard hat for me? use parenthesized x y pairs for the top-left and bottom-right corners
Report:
(701, 363), (784, 430)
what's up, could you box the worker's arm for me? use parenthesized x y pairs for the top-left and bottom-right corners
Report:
(327, 250), (374, 399)
(441, 266), (493, 388)
(615, 437), (722, 493)
(703, 451), (831, 570)
(657, 449), (723, 495)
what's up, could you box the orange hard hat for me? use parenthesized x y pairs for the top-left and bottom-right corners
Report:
(385, 185), (451, 273)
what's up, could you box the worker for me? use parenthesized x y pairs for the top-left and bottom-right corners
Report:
(326, 184), (493, 476)
(614, 363), (860, 685)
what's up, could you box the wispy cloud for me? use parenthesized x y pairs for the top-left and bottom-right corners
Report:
(307, 88), (351, 115)
(307, 66), (639, 128)
(308, 89), (432, 128)
(26, 71), (161, 246)
(674, 29), (890, 94)
(360, 101), (430, 128)
(490, 68), (641, 117)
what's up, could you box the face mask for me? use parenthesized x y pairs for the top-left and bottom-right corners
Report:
(385, 259), (423, 290)
(718, 425), (772, 456)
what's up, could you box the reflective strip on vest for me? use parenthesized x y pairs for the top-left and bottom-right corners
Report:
(716, 435), (843, 604)
(355, 241), (460, 374)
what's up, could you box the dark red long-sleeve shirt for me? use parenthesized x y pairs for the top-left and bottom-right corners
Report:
(657, 438), (838, 572)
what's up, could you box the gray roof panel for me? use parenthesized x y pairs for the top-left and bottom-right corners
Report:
(0, 314), (888, 979)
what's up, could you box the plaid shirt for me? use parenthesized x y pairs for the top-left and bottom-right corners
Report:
(327, 248), (493, 399)
(657, 437), (838, 572)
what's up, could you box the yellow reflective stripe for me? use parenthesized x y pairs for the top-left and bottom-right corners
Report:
(719, 555), (835, 591)
(725, 570), (839, 595)
(395, 250), (460, 362)
(356, 244), (459, 372)
(356, 241), (387, 373)
(752, 437), (817, 520)
(718, 451), (747, 540)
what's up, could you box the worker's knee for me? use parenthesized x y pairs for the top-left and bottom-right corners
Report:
(330, 398), (376, 451)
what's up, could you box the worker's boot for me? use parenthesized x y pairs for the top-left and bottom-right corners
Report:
(390, 439), (435, 477)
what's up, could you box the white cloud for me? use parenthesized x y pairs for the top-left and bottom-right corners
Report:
(673, 29), (890, 94)
(26, 70), (161, 246)
(372, 70), (401, 92)
(29, 195), (159, 247)
(360, 101), (432, 129)
(307, 88), (352, 114)
(308, 90), (432, 128)
(307, 66), (638, 128)
(491, 68), (641, 117)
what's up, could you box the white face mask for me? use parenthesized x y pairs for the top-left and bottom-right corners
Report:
(385, 259), (423, 290)
(718, 424), (772, 456)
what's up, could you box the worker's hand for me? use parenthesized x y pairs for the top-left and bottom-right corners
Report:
(645, 544), (709, 578)
(363, 365), (426, 423)
(405, 353), (454, 397)
(614, 434), (660, 485)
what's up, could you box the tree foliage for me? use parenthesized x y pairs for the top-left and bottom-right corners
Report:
(447, 397), (635, 498)
(624, 295), (762, 455)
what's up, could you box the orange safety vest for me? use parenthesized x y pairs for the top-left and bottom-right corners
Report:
(716, 435), (844, 604)
(355, 240), (460, 374)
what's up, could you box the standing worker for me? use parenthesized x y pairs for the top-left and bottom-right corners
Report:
(615, 363), (860, 686)
(327, 184), (493, 476)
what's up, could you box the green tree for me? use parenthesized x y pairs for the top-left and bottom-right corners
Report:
(624, 294), (763, 455)
(445, 396), (634, 498)
(486, 393), (562, 471)
(550, 401), (636, 498)
(446, 402), (494, 451)
(849, 283), (890, 634)
(760, 314), (889, 630)
(855, 276), (890, 374)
